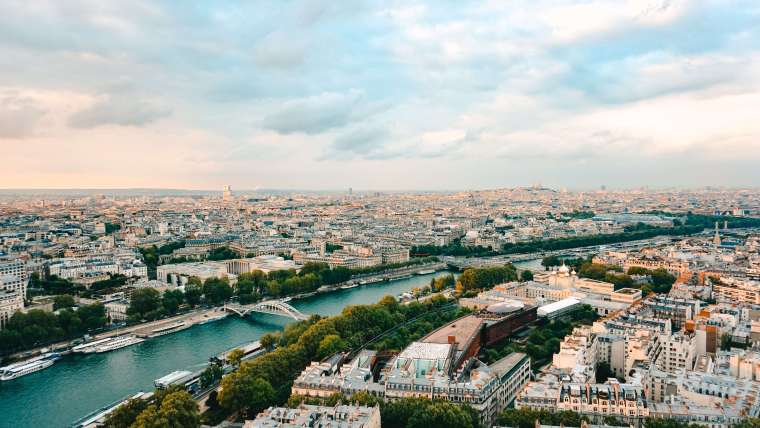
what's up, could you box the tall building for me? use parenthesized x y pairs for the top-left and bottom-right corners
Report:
(0, 260), (28, 299)
(222, 185), (233, 201)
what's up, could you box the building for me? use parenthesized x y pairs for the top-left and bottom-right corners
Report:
(555, 381), (649, 427)
(712, 278), (760, 305)
(642, 296), (700, 330)
(0, 289), (23, 329)
(0, 260), (28, 298)
(291, 317), (531, 427)
(538, 297), (582, 319)
(225, 255), (301, 275)
(156, 261), (236, 287)
(244, 404), (381, 428)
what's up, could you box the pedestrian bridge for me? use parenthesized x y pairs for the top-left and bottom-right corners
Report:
(224, 300), (308, 321)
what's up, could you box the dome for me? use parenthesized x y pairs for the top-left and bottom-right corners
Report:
(558, 264), (570, 274)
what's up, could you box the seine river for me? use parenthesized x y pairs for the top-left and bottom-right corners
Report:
(0, 272), (458, 428)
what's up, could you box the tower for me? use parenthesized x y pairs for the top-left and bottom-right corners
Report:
(713, 221), (721, 247)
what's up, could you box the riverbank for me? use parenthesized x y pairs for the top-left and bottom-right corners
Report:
(0, 272), (453, 428)
(3, 261), (446, 364)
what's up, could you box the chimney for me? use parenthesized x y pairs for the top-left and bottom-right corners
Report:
(448, 335), (456, 344)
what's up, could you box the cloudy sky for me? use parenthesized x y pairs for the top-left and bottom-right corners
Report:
(2, 0), (760, 190)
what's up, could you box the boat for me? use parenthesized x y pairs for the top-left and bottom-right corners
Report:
(197, 313), (228, 325)
(93, 335), (144, 353)
(72, 337), (116, 354)
(340, 283), (359, 290)
(216, 340), (264, 364)
(147, 321), (189, 338)
(71, 391), (154, 428)
(0, 353), (60, 381)
(280, 297), (293, 303)
(358, 277), (383, 285)
(416, 269), (435, 275)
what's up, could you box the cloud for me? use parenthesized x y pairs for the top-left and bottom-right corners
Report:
(261, 91), (366, 134)
(2, 0), (760, 189)
(68, 95), (170, 128)
(0, 91), (46, 138)
(326, 126), (389, 159)
(253, 32), (308, 69)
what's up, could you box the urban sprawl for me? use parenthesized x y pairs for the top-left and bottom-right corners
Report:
(2, 186), (760, 428)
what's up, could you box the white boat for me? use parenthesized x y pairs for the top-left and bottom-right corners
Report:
(416, 269), (435, 275)
(93, 335), (144, 353)
(72, 337), (116, 354)
(0, 353), (59, 381)
(197, 314), (228, 325)
(359, 277), (383, 285)
(340, 283), (359, 290)
(147, 321), (189, 338)
(280, 297), (293, 303)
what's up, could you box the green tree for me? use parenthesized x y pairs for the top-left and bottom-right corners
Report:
(259, 332), (279, 350)
(53, 294), (76, 310)
(132, 405), (168, 428)
(183, 285), (202, 308)
(520, 270), (534, 282)
(218, 376), (275, 418)
(161, 290), (184, 315)
(103, 398), (148, 428)
(317, 334), (347, 360)
(227, 348), (245, 367)
(202, 278), (233, 306)
(721, 333), (733, 351)
(128, 288), (162, 320)
(596, 361), (614, 383)
(158, 390), (200, 428)
(200, 363), (224, 388)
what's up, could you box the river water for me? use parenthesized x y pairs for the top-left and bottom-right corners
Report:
(0, 272), (455, 428)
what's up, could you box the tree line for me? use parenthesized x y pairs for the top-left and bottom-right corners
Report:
(0, 303), (108, 355)
(456, 264), (518, 294)
(414, 224), (705, 258)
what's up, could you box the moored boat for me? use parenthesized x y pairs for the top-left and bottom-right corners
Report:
(146, 321), (189, 338)
(93, 335), (144, 353)
(0, 353), (60, 381)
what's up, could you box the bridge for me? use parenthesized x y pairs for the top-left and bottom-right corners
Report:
(224, 300), (308, 321)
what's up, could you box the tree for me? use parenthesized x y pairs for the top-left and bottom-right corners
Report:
(132, 405), (168, 428)
(382, 398), (476, 428)
(317, 334), (347, 360)
(520, 270), (534, 282)
(218, 375), (275, 418)
(158, 390), (200, 428)
(227, 348), (245, 367)
(103, 398), (148, 428)
(161, 290), (184, 315)
(721, 333), (733, 351)
(53, 294), (76, 310)
(407, 401), (473, 428)
(77, 303), (108, 331)
(183, 285), (202, 308)
(259, 332), (279, 350)
(128, 288), (162, 320)
(202, 278), (233, 306)
(200, 363), (224, 388)
(595, 361), (614, 383)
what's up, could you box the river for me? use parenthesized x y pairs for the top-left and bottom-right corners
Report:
(0, 272), (454, 428)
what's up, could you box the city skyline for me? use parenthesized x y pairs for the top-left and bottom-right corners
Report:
(2, 0), (760, 190)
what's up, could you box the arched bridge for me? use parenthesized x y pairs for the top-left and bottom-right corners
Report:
(224, 300), (308, 321)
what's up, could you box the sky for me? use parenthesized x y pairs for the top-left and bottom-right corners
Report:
(1, 0), (760, 191)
